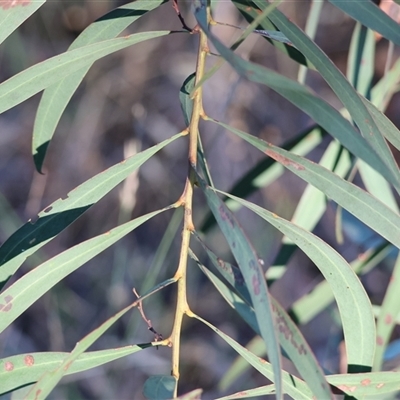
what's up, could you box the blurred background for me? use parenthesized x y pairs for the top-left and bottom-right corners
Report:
(0, 0), (400, 398)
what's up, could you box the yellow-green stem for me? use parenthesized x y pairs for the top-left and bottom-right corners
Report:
(168, 19), (209, 397)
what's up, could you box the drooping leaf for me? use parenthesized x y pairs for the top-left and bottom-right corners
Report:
(232, 0), (313, 68)
(201, 125), (326, 232)
(193, 169), (283, 399)
(251, 0), (400, 192)
(0, 345), (152, 396)
(211, 121), (400, 251)
(290, 243), (392, 325)
(190, 247), (332, 399)
(194, 12), (399, 191)
(0, 31), (171, 115)
(192, 314), (313, 399)
(373, 251), (400, 371)
(32, 0), (167, 172)
(0, 207), (173, 334)
(329, 0), (400, 47)
(0, 133), (182, 289)
(23, 278), (174, 400)
(217, 190), (375, 371)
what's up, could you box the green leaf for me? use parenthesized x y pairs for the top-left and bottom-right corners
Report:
(0, 345), (152, 396)
(0, 31), (171, 115)
(0, 132), (181, 289)
(23, 278), (174, 400)
(0, 1), (45, 46)
(251, 0), (400, 191)
(201, 125), (326, 232)
(212, 121), (400, 252)
(143, 375), (177, 400)
(190, 248), (332, 399)
(194, 13), (398, 191)
(193, 170), (283, 399)
(179, 72), (196, 127)
(329, 0), (400, 47)
(0, 207), (173, 334)
(218, 369), (400, 400)
(218, 190), (375, 371)
(219, 336), (266, 392)
(232, 0), (313, 69)
(373, 251), (400, 371)
(291, 243), (392, 326)
(192, 314), (313, 399)
(32, 0), (167, 172)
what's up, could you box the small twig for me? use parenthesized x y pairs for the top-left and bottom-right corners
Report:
(172, 0), (197, 33)
(133, 288), (163, 348)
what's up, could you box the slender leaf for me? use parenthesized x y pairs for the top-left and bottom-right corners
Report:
(329, 0), (400, 47)
(32, 0), (167, 172)
(201, 125), (326, 232)
(0, 133), (182, 289)
(190, 248), (332, 399)
(0, 207), (173, 334)
(0, 0), (45, 46)
(232, 0), (313, 68)
(194, 13), (399, 190)
(192, 314), (313, 399)
(0, 31), (171, 115)
(291, 243), (392, 325)
(211, 120), (400, 251)
(0, 345), (152, 396)
(218, 369), (400, 400)
(373, 251), (400, 371)
(218, 190), (375, 370)
(251, 0), (400, 190)
(23, 278), (174, 400)
(193, 169), (283, 399)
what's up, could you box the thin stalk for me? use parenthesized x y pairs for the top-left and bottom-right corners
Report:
(167, 15), (209, 397)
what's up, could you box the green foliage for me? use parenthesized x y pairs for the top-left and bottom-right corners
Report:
(1, 0), (400, 399)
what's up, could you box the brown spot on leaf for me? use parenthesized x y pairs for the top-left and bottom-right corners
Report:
(24, 355), (34, 366)
(265, 149), (304, 170)
(218, 204), (235, 228)
(0, 0), (31, 10)
(376, 383), (385, 389)
(4, 361), (14, 371)
(43, 206), (52, 213)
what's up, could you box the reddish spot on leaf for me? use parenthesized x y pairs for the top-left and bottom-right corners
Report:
(361, 379), (371, 386)
(24, 355), (34, 366)
(377, 336), (384, 346)
(265, 149), (304, 170)
(0, 0), (31, 10)
(337, 385), (357, 393)
(34, 389), (42, 400)
(385, 314), (393, 324)
(0, 295), (13, 312)
(252, 274), (260, 295)
(4, 361), (14, 371)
